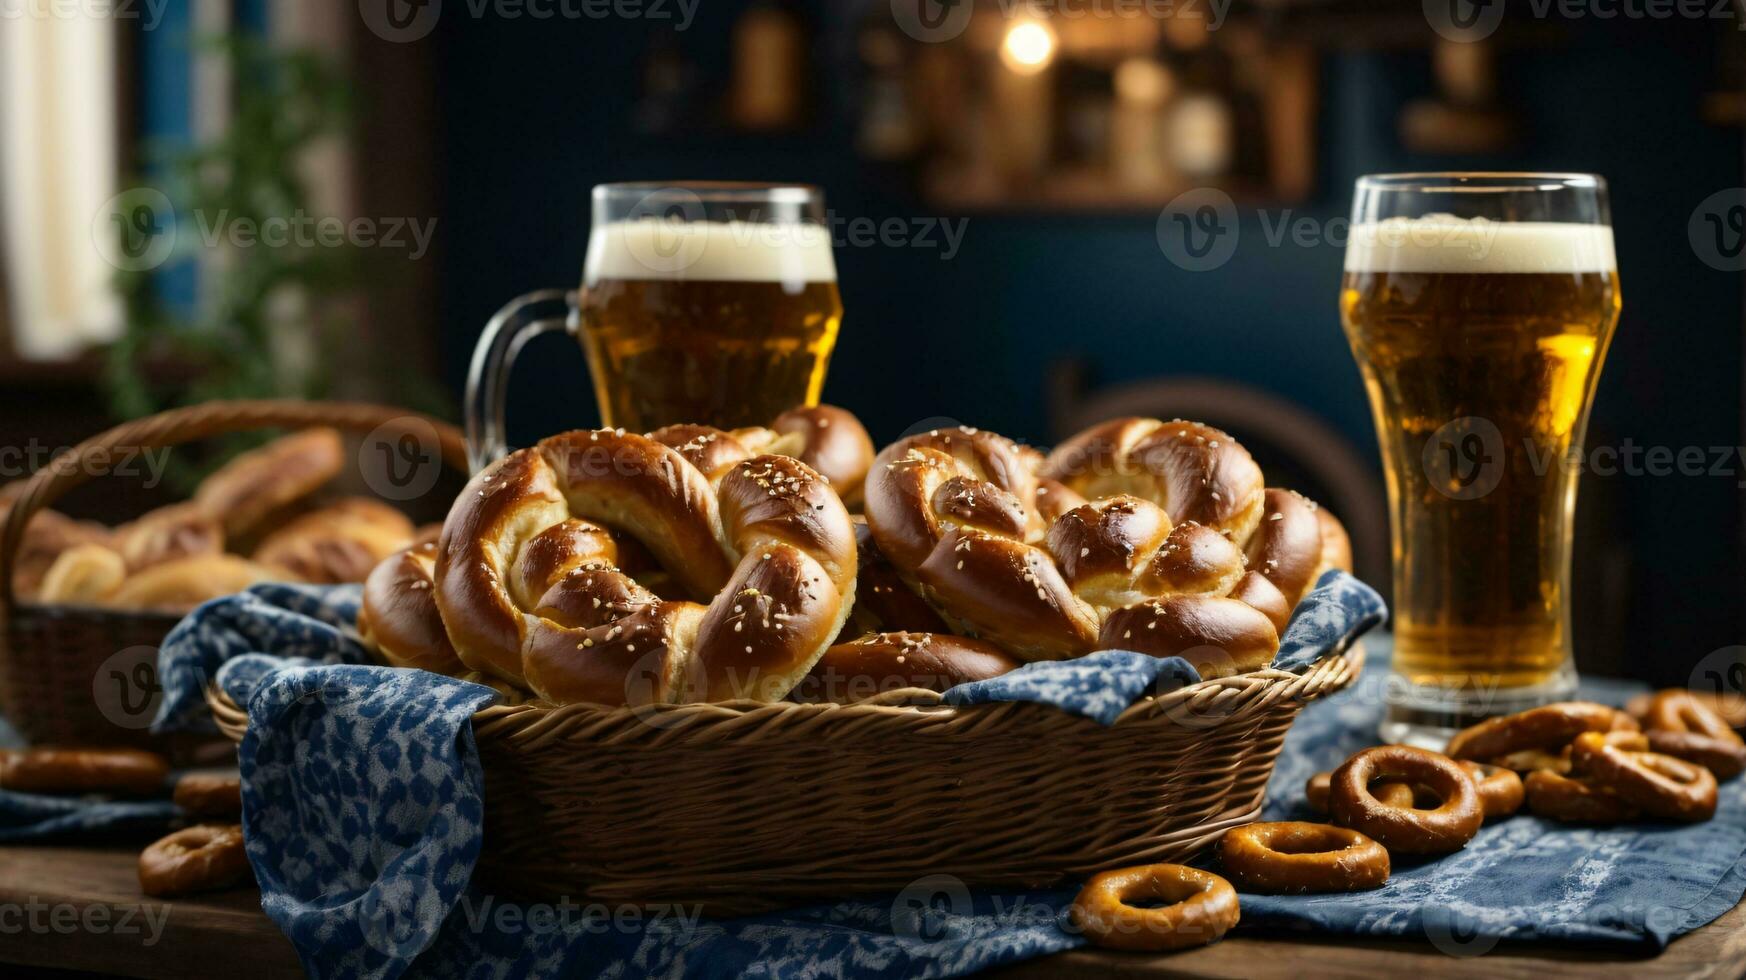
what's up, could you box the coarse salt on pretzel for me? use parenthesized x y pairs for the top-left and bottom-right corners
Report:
(1218, 821), (1389, 894)
(436, 428), (856, 705)
(861, 421), (1349, 676)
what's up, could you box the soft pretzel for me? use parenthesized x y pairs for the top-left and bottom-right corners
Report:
(253, 497), (415, 584)
(194, 428), (344, 539)
(435, 428), (856, 705)
(727, 405), (875, 505)
(36, 544), (128, 605)
(106, 555), (280, 612)
(861, 421), (1339, 675)
(0, 490), (113, 600)
(360, 541), (468, 676)
(115, 502), (225, 572)
(839, 522), (951, 638)
(791, 631), (1021, 702)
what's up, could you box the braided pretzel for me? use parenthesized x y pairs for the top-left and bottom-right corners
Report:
(434, 428), (855, 705)
(792, 631), (1022, 703)
(721, 405), (875, 505)
(862, 420), (1346, 675)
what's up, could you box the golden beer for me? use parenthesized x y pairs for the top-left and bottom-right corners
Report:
(1342, 218), (1620, 700)
(579, 218), (842, 431)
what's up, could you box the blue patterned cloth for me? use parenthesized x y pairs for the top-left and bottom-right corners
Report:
(0, 790), (181, 842)
(133, 571), (1745, 978)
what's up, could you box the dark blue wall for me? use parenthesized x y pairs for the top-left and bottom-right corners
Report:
(431, 9), (1742, 682)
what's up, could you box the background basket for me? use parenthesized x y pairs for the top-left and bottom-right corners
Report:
(0, 400), (467, 749)
(207, 639), (1361, 913)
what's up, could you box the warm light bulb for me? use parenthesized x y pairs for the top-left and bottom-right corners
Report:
(1000, 21), (1056, 75)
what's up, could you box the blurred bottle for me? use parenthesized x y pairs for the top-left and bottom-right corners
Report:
(731, 0), (809, 131)
(634, 32), (699, 136)
(1162, 9), (1233, 181)
(857, 24), (920, 159)
(1109, 57), (1173, 192)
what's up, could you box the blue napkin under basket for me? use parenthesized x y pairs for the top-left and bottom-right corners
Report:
(19, 568), (1746, 978)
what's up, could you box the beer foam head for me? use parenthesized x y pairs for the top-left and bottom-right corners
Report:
(585, 219), (837, 287)
(1344, 217), (1617, 274)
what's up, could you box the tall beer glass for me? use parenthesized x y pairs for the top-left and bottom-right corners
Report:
(465, 183), (842, 468)
(1340, 174), (1620, 743)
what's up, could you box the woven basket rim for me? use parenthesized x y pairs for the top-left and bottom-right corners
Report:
(204, 641), (1364, 744)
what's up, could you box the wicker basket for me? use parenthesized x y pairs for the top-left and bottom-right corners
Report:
(0, 400), (467, 749)
(207, 638), (1362, 913)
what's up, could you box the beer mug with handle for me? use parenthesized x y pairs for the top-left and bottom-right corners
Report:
(1340, 173), (1620, 744)
(465, 182), (843, 470)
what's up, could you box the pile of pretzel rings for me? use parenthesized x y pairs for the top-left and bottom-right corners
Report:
(1068, 692), (1742, 952)
(0, 747), (250, 898)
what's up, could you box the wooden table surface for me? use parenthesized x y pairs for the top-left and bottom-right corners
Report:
(1, 844), (1741, 979)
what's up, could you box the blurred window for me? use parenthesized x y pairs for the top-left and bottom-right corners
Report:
(0, 10), (122, 360)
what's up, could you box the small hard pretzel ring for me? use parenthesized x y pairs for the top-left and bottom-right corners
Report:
(1523, 770), (1639, 824)
(1488, 747), (1569, 774)
(138, 824), (251, 897)
(1646, 730), (1746, 780)
(1305, 771), (1413, 814)
(1644, 691), (1744, 745)
(1569, 732), (1717, 822)
(1329, 746), (1483, 854)
(172, 772), (244, 819)
(0, 748), (169, 797)
(1445, 702), (1634, 761)
(1068, 864), (1240, 951)
(1218, 821), (1389, 894)
(1458, 760), (1525, 818)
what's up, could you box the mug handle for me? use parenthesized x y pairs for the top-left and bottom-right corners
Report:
(464, 288), (579, 471)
